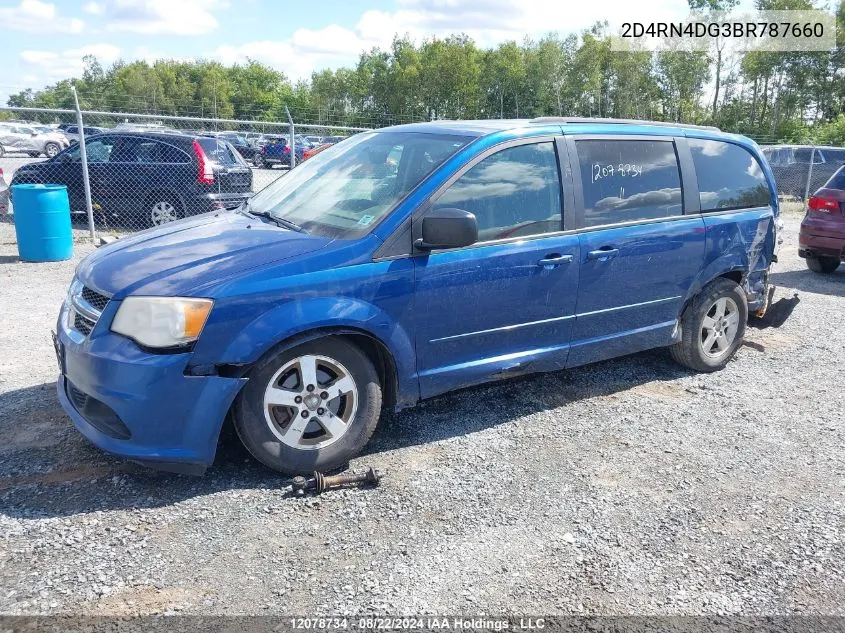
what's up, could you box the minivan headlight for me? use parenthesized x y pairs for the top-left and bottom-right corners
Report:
(111, 297), (213, 349)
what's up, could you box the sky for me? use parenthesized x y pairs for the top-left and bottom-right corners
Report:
(0, 0), (757, 104)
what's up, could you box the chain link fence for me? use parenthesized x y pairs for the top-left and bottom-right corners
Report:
(0, 104), (370, 237)
(3, 106), (845, 238)
(758, 144), (845, 209)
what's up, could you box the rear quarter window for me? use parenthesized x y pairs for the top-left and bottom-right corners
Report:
(688, 139), (771, 211)
(197, 138), (243, 166)
(576, 139), (683, 227)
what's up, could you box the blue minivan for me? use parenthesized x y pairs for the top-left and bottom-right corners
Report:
(55, 118), (780, 475)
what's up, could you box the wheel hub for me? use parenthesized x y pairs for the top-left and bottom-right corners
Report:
(303, 394), (321, 410)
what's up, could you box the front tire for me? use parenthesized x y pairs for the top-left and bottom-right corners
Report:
(44, 142), (60, 158)
(671, 278), (747, 372)
(806, 255), (840, 274)
(234, 338), (382, 475)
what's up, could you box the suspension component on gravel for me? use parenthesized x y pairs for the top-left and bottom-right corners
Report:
(289, 467), (382, 496)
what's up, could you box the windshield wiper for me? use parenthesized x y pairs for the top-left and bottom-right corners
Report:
(245, 205), (305, 233)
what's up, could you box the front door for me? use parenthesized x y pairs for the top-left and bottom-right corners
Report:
(413, 139), (581, 399)
(566, 136), (705, 367)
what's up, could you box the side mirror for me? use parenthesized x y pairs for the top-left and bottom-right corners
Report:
(415, 207), (478, 250)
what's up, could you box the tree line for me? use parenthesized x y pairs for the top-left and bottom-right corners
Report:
(6, 0), (845, 145)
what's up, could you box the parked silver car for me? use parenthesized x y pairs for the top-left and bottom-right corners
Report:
(62, 124), (108, 144)
(0, 123), (70, 158)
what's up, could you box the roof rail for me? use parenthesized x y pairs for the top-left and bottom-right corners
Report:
(529, 116), (720, 132)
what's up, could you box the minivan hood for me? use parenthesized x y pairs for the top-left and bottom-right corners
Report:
(76, 211), (332, 298)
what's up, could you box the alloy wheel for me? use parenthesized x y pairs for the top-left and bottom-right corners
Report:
(699, 297), (740, 359)
(150, 201), (178, 225)
(262, 354), (358, 450)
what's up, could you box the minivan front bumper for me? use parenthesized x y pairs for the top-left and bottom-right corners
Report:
(55, 302), (246, 474)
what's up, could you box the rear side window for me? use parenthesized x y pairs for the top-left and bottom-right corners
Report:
(794, 148), (824, 164)
(689, 139), (771, 211)
(576, 139), (682, 227)
(434, 142), (562, 241)
(116, 139), (190, 164)
(826, 150), (845, 167)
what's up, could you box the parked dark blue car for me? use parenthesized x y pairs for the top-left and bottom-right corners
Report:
(55, 118), (780, 475)
(253, 136), (305, 168)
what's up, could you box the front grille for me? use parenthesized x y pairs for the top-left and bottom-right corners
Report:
(81, 286), (110, 311)
(74, 312), (95, 335)
(68, 281), (108, 337)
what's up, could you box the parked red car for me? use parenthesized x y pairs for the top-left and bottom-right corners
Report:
(800, 166), (845, 273)
(302, 142), (333, 161)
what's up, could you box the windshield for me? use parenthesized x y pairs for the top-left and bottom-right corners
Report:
(247, 131), (471, 238)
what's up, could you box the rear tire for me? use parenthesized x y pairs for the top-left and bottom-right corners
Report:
(805, 255), (840, 274)
(145, 193), (183, 228)
(233, 337), (382, 475)
(670, 278), (747, 373)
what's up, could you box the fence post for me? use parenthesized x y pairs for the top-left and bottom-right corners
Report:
(285, 106), (295, 169)
(70, 86), (96, 241)
(804, 147), (816, 201)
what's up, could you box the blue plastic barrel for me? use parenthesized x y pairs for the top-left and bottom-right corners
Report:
(11, 184), (73, 262)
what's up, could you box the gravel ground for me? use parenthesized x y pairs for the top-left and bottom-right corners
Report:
(0, 211), (843, 617)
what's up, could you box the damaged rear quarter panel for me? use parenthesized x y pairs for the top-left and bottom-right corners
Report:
(686, 208), (775, 309)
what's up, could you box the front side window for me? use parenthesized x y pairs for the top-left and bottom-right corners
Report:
(433, 142), (562, 241)
(689, 139), (771, 211)
(576, 139), (683, 227)
(247, 131), (471, 238)
(65, 137), (116, 163)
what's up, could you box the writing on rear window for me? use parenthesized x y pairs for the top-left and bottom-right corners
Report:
(592, 163), (643, 182)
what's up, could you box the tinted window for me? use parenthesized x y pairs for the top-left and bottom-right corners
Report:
(576, 139), (682, 227)
(825, 166), (845, 190)
(825, 150), (845, 166)
(115, 139), (189, 164)
(794, 148), (824, 164)
(66, 136), (116, 163)
(434, 142), (562, 241)
(197, 138), (241, 166)
(689, 139), (771, 211)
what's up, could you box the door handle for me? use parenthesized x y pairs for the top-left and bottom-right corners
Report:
(586, 247), (619, 261)
(537, 254), (574, 269)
